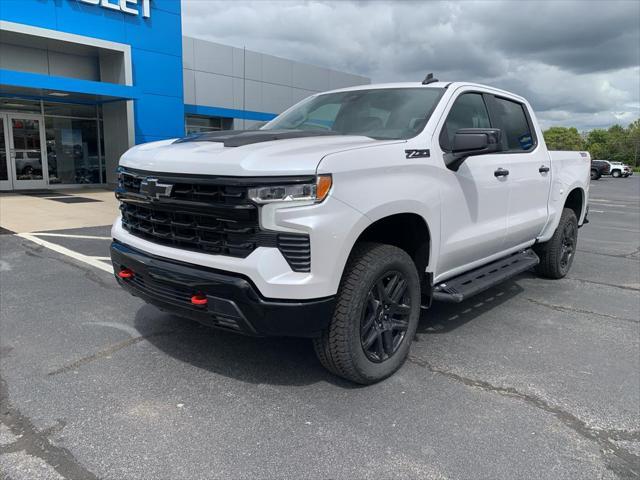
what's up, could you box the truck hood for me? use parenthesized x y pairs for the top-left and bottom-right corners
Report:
(119, 134), (402, 176)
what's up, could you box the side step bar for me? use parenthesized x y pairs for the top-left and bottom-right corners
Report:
(432, 249), (540, 303)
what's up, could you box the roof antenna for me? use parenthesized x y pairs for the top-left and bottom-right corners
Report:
(422, 73), (438, 85)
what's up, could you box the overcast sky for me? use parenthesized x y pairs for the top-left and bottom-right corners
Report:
(182, 0), (640, 131)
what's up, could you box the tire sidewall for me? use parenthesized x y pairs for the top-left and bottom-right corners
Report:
(343, 249), (421, 382)
(556, 210), (578, 276)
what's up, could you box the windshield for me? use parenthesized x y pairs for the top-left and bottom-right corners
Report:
(262, 88), (444, 140)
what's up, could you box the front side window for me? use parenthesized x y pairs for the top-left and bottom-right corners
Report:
(490, 97), (534, 151)
(263, 88), (444, 140)
(440, 93), (491, 150)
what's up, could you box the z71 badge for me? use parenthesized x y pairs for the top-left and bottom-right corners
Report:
(405, 149), (430, 159)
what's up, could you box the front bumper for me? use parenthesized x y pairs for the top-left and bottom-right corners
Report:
(111, 241), (335, 337)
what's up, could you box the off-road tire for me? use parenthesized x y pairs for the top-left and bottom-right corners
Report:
(533, 208), (578, 279)
(313, 242), (421, 384)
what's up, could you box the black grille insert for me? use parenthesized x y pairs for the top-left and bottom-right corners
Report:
(117, 168), (311, 271)
(278, 234), (311, 272)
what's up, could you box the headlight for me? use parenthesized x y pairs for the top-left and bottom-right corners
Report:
(248, 174), (332, 204)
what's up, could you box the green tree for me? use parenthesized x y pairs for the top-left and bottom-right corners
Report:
(627, 120), (640, 167)
(585, 129), (610, 160)
(543, 127), (584, 151)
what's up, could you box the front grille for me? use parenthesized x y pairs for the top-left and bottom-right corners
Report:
(117, 168), (311, 271)
(120, 202), (273, 257)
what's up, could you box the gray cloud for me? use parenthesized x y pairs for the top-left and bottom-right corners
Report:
(182, 0), (640, 130)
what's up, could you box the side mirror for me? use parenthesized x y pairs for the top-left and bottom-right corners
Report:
(445, 128), (503, 171)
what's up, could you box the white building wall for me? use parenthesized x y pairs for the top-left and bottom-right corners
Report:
(182, 36), (370, 129)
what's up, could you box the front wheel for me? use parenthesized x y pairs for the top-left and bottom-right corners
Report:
(533, 208), (578, 279)
(590, 169), (600, 180)
(612, 170), (621, 178)
(313, 242), (421, 384)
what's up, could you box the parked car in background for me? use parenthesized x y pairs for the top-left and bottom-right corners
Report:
(605, 161), (631, 178)
(591, 160), (611, 180)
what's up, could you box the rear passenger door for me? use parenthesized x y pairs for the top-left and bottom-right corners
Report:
(435, 91), (510, 279)
(486, 95), (551, 247)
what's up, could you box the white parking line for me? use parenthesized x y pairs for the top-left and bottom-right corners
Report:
(17, 233), (114, 274)
(31, 233), (111, 240)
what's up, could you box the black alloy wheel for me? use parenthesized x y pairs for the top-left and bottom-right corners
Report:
(559, 221), (577, 271)
(360, 271), (411, 363)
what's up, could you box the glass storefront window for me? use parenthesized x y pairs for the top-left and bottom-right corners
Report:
(43, 102), (98, 118)
(185, 115), (233, 134)
(45, 117), (101, 184)
(0, 97), (41, 113)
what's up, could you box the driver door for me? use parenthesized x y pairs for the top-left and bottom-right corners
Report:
(433, 91), (510, 281)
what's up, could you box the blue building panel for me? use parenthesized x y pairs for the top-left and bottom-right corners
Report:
(134, 93), (185, 142)
(54, 1), (128, 43)
(1, 0), (186, 142)
(124, 8), (183, 57)
(0, 0), (60, 31)
(132, 49), (183, 98)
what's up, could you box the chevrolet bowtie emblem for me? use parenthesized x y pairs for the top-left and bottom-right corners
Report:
(139, 178), (173, 200)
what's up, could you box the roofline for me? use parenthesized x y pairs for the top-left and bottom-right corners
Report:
(316, 81), (528, 103)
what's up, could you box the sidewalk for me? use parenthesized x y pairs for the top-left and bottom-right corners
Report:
(0, 189), (118, 233)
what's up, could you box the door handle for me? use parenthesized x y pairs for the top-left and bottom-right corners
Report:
(539, 165), (550, 173)
(494, 168), (509, 177)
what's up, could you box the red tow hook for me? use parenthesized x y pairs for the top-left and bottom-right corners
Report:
(117, 268), (134, 279)
(191, 294), (208, 306)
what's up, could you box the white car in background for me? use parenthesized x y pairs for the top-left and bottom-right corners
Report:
(605, 161), (631, 178)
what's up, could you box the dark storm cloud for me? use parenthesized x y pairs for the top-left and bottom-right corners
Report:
(182, 0), (640, 130)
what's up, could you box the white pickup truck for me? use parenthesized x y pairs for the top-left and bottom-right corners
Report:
(111, 77), (590, 384)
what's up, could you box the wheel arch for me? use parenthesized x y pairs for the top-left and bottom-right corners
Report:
(346, 211), (433, 302)
(564, 187), (586, 224)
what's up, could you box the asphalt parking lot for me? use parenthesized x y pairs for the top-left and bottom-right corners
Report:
(1, 177), (639, 480)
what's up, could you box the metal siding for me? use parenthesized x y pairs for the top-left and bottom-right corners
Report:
(261, 82), (293, 113)
(182, 36), (195, 70)
(261, 54), (293, 86)
(183, 68), (196, 105)
(243, 79), (262, 112)
(48, 50), (100, 81)
(244, 50), (262, 82)
(0, 43), (48, 75)
(232, 47), (245, 78)
(194, 71), (234, 109)
(193, 39), (233, 76)
(293, 63), (330, 91)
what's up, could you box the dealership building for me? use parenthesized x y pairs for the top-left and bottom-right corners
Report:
(0, 0), (369, 191)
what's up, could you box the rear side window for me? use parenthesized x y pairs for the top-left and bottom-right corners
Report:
(440, 93), (491, 151)
(490, 97), (534, 151)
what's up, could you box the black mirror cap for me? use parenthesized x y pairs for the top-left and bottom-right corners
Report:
(445, 128), (503, 171)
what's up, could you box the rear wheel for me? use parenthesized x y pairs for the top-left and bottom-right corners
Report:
(590, 169), (600, 180)
(313, 242), (421, 384)
(533, 208), (578, 279)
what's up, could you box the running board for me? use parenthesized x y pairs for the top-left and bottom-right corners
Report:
(432, 249), (540, 303)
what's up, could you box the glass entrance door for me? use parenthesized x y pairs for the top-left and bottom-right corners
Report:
(0, 116), (12, 190)
(0, 113), (48, 190)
